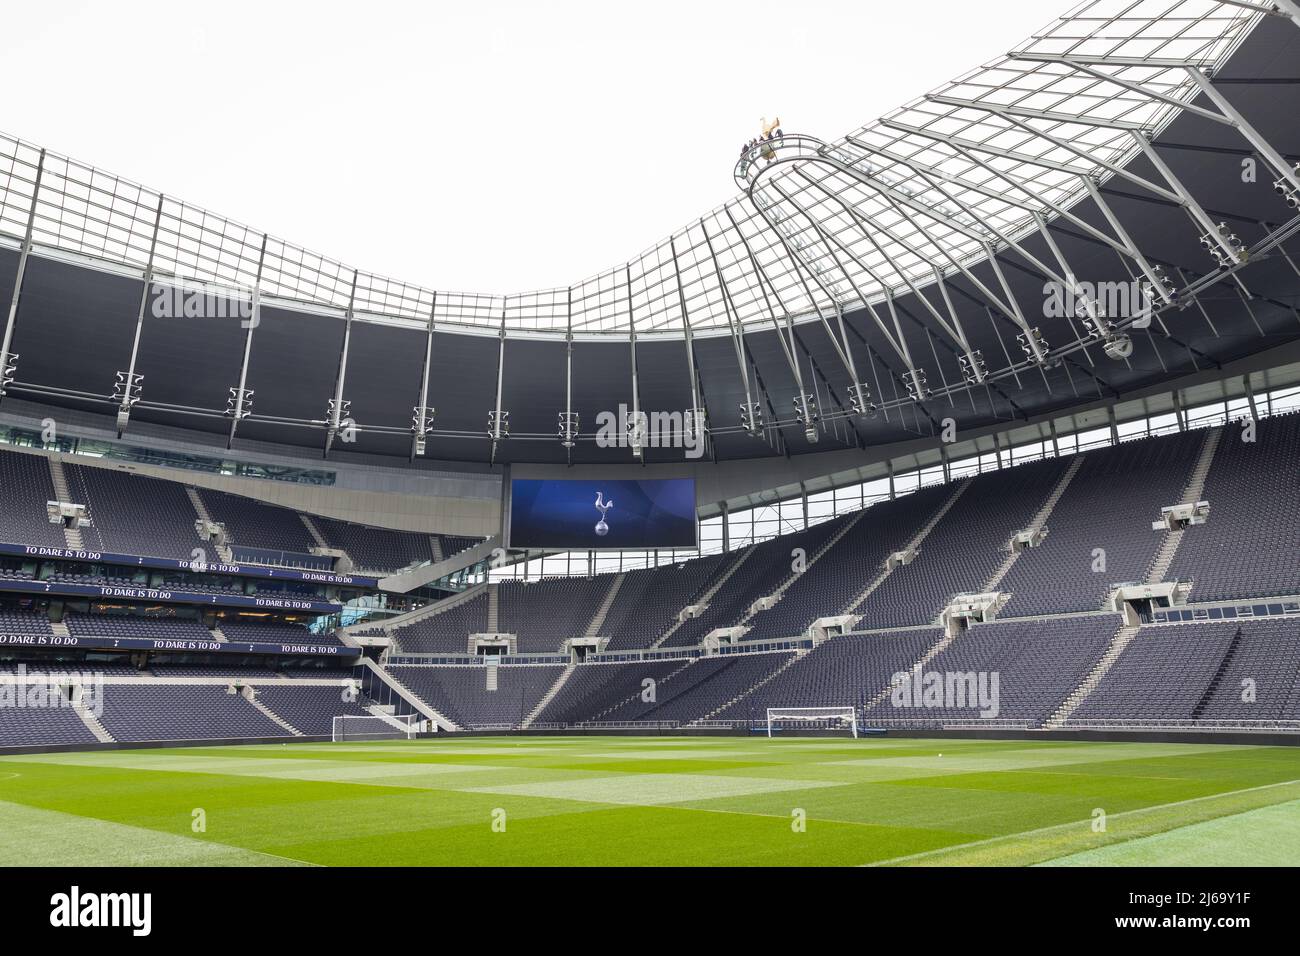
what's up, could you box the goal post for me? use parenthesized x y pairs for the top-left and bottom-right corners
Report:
(766, 706), (858, 738)
(332, 713), (420, 742)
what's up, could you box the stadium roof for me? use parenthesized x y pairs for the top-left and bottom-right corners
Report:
(0, 1), (1281, 336)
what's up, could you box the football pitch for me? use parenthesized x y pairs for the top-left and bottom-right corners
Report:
(1, 736), (1297, 867)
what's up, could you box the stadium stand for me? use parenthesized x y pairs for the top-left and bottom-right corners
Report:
(497, 575), (616, 653)
(743, 482), (953, 640)
(0, 609), (54, 635)
(0, 699), (101, 747)
(862, 616), (1123, 726)
(390, 591), (490, 654)
(716, 628), (942, 722)
(3, 413), (1300, 744)
(996, 431), (1206, 616)
(95, 684), (287, 742)
(662, 518), (848, 648)
(1070, 618), (1300, 724)
(66, 464), (209, 561)
(219, 619), (342, 647)
(64, 614), (215, 642)
(250, 683), (373, 736)
(533, 660), (688, 725)
(599, 552), (733, 651)
(390, 664), (563, 729)
(0, 448), (66, 548)
(611, 652), (796, 724)
(196, 489), (318, 556)
(313, 517), (483, 573)
(854, 459), (1070, 629)
(1168, 414), (1300, 602)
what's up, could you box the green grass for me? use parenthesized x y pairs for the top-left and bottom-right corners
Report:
(0, 736), (1297, 866)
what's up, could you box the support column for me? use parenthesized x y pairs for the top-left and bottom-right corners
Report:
(0, 148), (45, 406)
(325, 271), (358, 457)
(489, 303), (508, 465)
(116, 194), (165, 437)
(228, 234), (268, 449)
(626, 264), (643, 460)
(1243, 373), (1259, 422)
(411, 294), (437, 459)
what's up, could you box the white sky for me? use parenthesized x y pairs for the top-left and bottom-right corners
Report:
(3, 0), (1055, 294)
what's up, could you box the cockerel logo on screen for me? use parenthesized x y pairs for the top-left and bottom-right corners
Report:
(593, 491), (614, 537)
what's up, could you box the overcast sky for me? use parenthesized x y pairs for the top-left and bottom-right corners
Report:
(3, 0), (1055, 294)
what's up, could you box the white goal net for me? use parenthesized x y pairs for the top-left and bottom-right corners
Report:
(766, 706), (858, 738)
(332, 713), (421, 742)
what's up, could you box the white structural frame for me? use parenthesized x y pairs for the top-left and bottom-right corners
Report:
(766, 705), (859, 738)
(0, 1), (1281, 338)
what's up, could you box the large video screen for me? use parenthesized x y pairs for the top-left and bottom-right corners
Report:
(507, 478), (697, 551)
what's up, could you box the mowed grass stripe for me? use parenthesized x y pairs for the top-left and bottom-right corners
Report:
(0, 798), (312, 867)
(874, 778), (1300, 866)
(0, 737), (1296, 866)
(1037, 798), (1300, 866)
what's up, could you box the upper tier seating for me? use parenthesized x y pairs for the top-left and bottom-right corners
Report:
(599, 552), (733, 651)
(314, 517), (434, 573)
(0, 448), (65, 548)
(855, 458), (1068, 629)
(662, 517), (849, 649)
(312, 517), (484, 574)
(67, 464), (209, 561)
(743, 482), (953, 640)
(197, 488), (318, 555)
(1168, 415), (1300, 601)
(496, 575), (613, 654)
(219, 619), (343, 647)
(996, 430), (1205, 615)
(391, 592), (489, 654)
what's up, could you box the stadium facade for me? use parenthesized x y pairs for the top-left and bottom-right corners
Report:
(0, 0), (1299, 750)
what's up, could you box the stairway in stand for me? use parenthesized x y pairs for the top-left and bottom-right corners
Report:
(1043, 623), (1141, 728)
(521, 664), (576, 728)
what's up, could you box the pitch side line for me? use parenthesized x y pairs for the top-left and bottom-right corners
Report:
(866, 776), (1300, 866)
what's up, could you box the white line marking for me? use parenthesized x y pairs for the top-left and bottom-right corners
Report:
(867, 776), (1300, 866)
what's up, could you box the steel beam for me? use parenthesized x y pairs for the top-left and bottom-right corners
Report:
(116, 193), (165, 437)
(0, 148), (44, 405)
(324, 271), (358, 457)
(228, 233), (268, 448)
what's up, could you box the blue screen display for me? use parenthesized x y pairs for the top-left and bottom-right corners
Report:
(508, 478), (697, 550)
